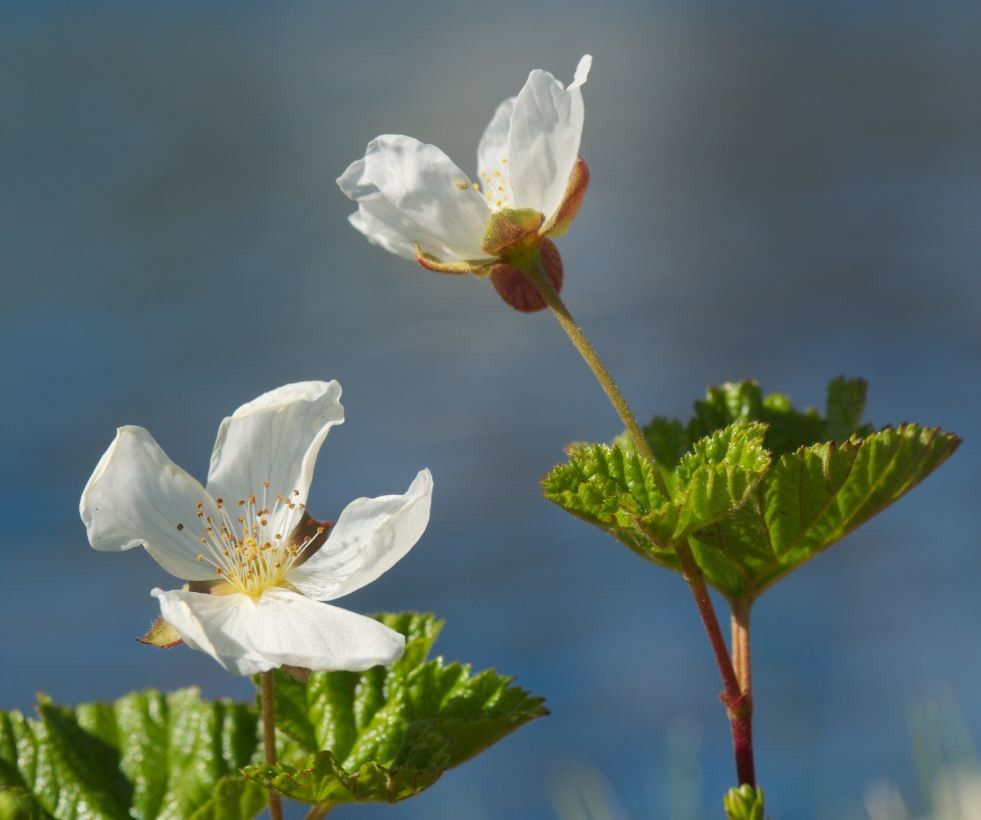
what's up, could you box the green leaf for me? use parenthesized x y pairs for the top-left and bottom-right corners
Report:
(724, 784), (765, 820)
(0, 689), (261, 820)
(0, 786), (45, 820)
(544, 422), (770, 572)
(824, 376), (868, 442)
(551, 378), (960, 601)
(694, 423), (960, 598)
(186, 776), (266, 820)
(541, 442), (674, 563)
(673, 422), (770, 533)
(245, 612), (547, 810)
(638, 378), (871, 461)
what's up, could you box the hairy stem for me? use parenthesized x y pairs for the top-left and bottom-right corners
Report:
(260, 671), (284, 820)
(519, 249), (754, 786)
(518, 253), (669, 498)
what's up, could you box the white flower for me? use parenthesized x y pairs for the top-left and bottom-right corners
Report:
(80, 381), (433, 676)
(337, 55), (592, 279)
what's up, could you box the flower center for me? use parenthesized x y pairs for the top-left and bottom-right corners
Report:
(478, 156), (512, 211)
(177, 481), (324, 599)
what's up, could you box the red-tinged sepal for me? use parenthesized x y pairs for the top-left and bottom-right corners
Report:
(482, 208), (544, 257)
(138, 615), (183, 648)
(491, 239), (564, 312)
(413, 243), (488, 275)
(544, 157), (589, 238)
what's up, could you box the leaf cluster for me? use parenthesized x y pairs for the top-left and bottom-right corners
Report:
(244, 612), (548, 811)
(0, 613), (546, 818)
(0, 689), (262, 819)
(543, 378), (959, 601)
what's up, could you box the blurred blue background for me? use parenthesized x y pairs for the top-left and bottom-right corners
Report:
(2, 1), (980, 817)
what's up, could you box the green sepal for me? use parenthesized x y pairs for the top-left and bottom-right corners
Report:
(244, 612), (547, 810)
(136, 615), (182, 648)
(412, 243), (491, 276)
(724, 784), (765, 819)
(481, 208), (543, 257)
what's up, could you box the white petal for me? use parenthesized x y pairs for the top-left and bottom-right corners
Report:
(206, 382), (344, 525)
(338, 135), (492, 261)
(152, 586), (405, 676)
(287, 469), (432, 601)
(476, 96), (516, 205)
(348, 204), (414, 261)
(347, 192), (469, 262)
(507, 54), (592, 226)
(80, 426), (217, 580)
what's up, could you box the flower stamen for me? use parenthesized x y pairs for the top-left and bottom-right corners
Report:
(180, 482), (317, 599)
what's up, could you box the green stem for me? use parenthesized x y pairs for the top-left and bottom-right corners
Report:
(518, 255), (668, 498)
(519, 249), (752, 784)
(260, 671), (284, 820)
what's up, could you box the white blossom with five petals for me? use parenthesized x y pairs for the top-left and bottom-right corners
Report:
(337, 55), (592, 281)
(80, 381), (432, 676)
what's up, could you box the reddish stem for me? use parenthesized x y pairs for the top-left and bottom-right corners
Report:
(675, 544), (756, 786)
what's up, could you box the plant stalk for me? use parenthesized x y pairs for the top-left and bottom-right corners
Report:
(729, 598), (755, 787)
(260, 671), (284, 820)
(519, 250), (755, 786)
(517, 253), (669, 498)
